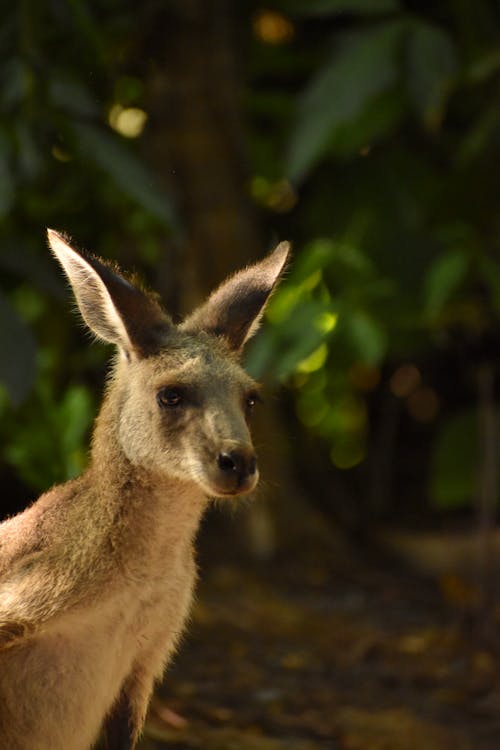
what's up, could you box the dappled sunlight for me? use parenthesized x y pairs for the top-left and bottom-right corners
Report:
(108, 105), (148, 138)
(252, 10), (295, 45)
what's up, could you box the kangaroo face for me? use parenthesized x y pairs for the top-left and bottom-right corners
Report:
(47, 230), (289, 498)
(117, 332), (260, 497)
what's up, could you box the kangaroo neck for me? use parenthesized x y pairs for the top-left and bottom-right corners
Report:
(88, 379), (208, 551)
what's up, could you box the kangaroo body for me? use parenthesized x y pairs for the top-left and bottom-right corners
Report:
(0, 232), (288, 749)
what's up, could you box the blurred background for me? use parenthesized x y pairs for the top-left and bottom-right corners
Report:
(1, 1), (500, 748)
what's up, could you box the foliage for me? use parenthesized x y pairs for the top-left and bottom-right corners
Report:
(246, 0), (500, 509)
(1, 0), (500, 516)
(3, 379), (95, 490)
(0, 1), (175, 493)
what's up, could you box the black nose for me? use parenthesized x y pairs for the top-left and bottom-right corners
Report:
(217, 450), (257, 482)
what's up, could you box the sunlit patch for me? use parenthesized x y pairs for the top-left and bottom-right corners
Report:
(252, 10), (295, 44)
(265, 271), (323, 325)
(51, 145), (72, 162)
(296, 343), (328, 374)
(315, 311), (338, 334)
(108, 105), (148, 138)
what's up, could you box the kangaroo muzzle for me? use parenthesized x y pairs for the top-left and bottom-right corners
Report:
(214, 443), (259, 495)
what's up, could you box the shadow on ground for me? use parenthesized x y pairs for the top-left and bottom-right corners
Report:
(138, 513), (500, 750)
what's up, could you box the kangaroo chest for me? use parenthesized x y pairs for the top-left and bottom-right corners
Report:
(0, 545), (197, 750)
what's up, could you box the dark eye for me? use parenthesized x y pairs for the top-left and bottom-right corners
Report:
(245, 391), (262, 413)
(157, 387), (183, 409)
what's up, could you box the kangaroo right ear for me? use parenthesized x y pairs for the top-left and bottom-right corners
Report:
(47, 230), (171, 358)
(183, 241), (290, 352)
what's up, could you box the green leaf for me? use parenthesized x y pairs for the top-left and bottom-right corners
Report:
(423, 248), (469, 319)
(345, 309), (387, 363)
(246, 299), (329, 380)
(4, 379), (94, 490)
(328, 88), (406, 156)
(407, 21), (458, 130)
(59, 385), (94, 477)
(287, 22), (406, 180)
(0, 289), (37, 405)
(72, 122), (177, 228)
(60, 385), (93, 453)
(292, 239), (336, 279)
(430, 410), (478, 509)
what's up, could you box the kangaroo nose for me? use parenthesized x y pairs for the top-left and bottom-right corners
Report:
(217, 449), (257, 482)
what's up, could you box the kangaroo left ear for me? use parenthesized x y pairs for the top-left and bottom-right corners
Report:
(182, 242), (290, 352)
(47, 229), (171, 359)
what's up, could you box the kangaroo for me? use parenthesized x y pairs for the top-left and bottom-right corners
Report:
(0, 230), (289, 750)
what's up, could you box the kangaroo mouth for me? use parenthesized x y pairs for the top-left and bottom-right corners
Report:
(215, 487), (254, 498)
(206, 473), (259, 499)
(188, 450), (259, 498)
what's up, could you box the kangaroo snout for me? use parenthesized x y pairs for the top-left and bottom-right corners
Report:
(215, 443), (258, 495)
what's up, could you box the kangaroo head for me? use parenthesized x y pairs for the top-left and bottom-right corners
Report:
(47, 230), (289, 497)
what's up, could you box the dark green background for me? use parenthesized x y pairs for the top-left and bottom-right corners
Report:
(1, 0), (499, 533)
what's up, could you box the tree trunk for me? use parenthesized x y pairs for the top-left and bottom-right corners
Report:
(145, 0), (261, 313)
(142, 0), (307, 557)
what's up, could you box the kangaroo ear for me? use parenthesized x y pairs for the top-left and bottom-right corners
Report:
(47, 229), (171, 358)
(183, 242), (290, 352)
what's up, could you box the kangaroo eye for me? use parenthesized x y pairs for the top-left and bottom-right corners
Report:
(157, 387), (183, 409)
(245, 391), (262, 412)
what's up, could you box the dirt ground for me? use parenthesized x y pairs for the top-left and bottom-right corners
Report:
(138, 513), (500, 750)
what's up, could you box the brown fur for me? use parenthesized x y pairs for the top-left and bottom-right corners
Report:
(0, 232), (289, 750)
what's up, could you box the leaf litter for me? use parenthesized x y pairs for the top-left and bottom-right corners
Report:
(139, 522), (500, 750)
